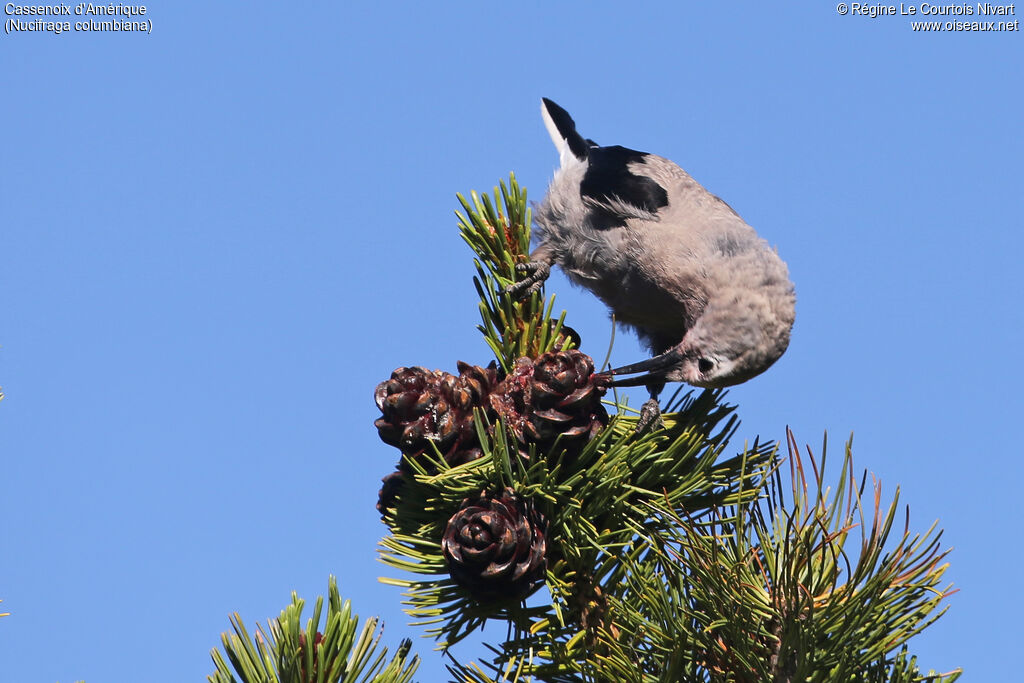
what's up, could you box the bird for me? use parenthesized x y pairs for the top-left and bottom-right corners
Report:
(508, 98), (796, 430)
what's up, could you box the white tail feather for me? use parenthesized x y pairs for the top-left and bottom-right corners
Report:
(541, 100), (575, 169)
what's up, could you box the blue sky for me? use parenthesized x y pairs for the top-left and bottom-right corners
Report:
(2, 3), (1021, 681)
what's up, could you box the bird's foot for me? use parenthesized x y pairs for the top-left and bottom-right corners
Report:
(635, 398), (665, 435)
(505, 261), (551, 300)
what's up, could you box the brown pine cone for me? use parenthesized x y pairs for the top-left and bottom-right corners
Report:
(549, 322), (582, 350)
(442, 488), (547, 601)
(374, 362), (499, 472)
(489, 350), (608, 453)
(376, 470), (405, 519)
(451, 361), (498, 411)
(374, 366), (458, 453)
(530, 349), (608, 444)
(447, 361), (499, 447)
(445, 446), (486, 468)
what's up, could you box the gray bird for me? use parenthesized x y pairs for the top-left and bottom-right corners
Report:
(510, 98), (796, 429)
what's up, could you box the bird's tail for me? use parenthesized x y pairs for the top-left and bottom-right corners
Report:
(541, 98), (590, 167)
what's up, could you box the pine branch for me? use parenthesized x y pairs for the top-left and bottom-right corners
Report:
(457, 175), (575, 372)
(585, 430), (959, 682)
(377, 389), (774, 651)
(208, 576), (419, 683)
(369, 175), (961, 682)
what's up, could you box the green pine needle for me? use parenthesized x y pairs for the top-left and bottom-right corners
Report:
(456, 174), (574, 372)
(208, 577), (420, 683)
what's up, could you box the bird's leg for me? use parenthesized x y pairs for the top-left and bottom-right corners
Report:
(635, 380), (666, 435)
(504, 246), (555, 300)
(506, 261), (550, 298)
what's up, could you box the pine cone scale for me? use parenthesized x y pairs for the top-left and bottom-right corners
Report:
(558, 385), (599, 410)
(533, 408), (573, 424)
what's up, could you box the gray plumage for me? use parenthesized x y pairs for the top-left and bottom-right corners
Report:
(512, 99), (795, 421)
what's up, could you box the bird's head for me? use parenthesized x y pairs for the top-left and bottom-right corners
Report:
(670, 292), (795, 388)
(664, 348), (765, 388)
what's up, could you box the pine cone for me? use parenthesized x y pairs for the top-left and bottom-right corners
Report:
(442, 488), (547, 601)
(445, 446), (486, 468)
(451, 361), (498, 410)
(374, 366), (457, 453)
(549, 322), (582, 350)
(490, 350), (608, 453)
(376, 470), (405, 519)
(447, 361), (499, 447)
(374, 362), (498, 471)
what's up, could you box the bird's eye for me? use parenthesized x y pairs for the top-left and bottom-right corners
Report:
(698, 358), (714, 374)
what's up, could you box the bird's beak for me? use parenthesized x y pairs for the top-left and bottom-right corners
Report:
(594, 349), (687, 387)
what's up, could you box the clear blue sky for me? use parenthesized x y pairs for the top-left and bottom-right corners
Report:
(2, 3), (1021, 681)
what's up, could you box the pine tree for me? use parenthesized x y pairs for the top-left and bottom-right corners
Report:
(210, 176), (960, 682)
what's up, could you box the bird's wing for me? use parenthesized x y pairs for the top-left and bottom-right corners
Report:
(581, 145), (669, 216)
(541, 98), (668, 223)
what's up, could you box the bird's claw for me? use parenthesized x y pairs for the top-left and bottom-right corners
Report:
(635, 398), (665, 435)
(505, 261), (551, 300)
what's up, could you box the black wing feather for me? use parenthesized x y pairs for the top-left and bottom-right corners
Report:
(581, 145), (669, 215)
